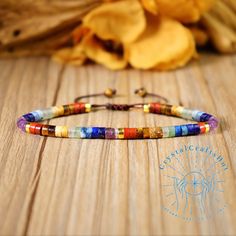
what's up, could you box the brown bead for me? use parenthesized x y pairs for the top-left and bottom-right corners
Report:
(41, 125), (49, 136)
(63, 105), (70, 115)
(69, 104), (75, 114)
(104, 88), (116, 98)
(136, 128), (144, 138)
(143, 127), (150, 139)
(149, 127), (163, 138)
(136, 88), (147, 97)
(165, 104), (173, 115)
(48, 125), (56, 137)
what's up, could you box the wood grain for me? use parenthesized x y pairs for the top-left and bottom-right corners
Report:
(0, 54), (236, 235)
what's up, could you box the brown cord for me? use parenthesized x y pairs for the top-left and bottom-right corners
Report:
(74, 88), (168, 111)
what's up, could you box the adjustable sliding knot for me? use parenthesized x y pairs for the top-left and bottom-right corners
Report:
(105, 103), (131, 111)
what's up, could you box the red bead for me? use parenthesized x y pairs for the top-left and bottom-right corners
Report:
(198, 122), (206, 133)
(124, 128), (138, 139)
(29, 123), (37, 134)
(150, 103), (161, 114)
(74, 103), (85, 113)
(35, 124), (43, 135)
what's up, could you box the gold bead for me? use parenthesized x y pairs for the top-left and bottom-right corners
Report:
(205, 124), (210, 133)
(85, 103), (91, 112)
(25, 124), (31, 133)
(135, 88), (147, 97)
(118, 128), (124, 139)
(144, 104), (150, 113)
(104, 88), (116, 98)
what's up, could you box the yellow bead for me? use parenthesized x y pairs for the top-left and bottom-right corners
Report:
(118, 128), (124, 139)
(25, 124), (30, 133)
(85, 103), (91, 112)
(205, 124), (210, 133)
(61, 126), (68, 138)
(143, 104), (150, 113)
(175, 106), (184, 117)
(55, 126), (63, 137)
(52, 106), (64, 117)
(171, 106), (178, 116)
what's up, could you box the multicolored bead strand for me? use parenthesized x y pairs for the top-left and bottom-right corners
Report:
(17, 102), (218, 139)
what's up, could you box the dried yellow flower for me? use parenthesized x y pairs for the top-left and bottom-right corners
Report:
(83, 0), (146, 43)
(125, 15), (195, 69)
(53, 0), (215, 70)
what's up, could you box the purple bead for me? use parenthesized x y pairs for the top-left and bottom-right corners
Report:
(208, 116), (219, 130)
(17, 117), (27, 131)
(105, 128), (116, 139)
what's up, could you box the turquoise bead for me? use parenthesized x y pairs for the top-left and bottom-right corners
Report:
(181, 125), (188, 136)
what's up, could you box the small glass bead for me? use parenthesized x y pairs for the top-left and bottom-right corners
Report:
(80, 127), (92, 138)
(162, 127), (169, 138)
(168, 126), (176, 137)
(175, 106), (184, 117)
(200, 113), (212, 122)
(143, 104), (150, 113)
(181, 125), (188, 136)
(208, 117), (219, 130)
(68, 127), (81, 138)
(175, 126), (182, 137)
(85, 104), (91, 112)
(118, 128), (124, 139)
(41, 108), (54, 119)
(17, 117), (27, 131)
(105, 128), (116, 139)
(192, 110), (201, 120)
(195, 112), (204, 122)
(31, 111), (42, 122)
(92, 127), (105, 138)
(181, 108), (193, 120)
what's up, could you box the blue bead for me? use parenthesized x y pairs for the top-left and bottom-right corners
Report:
(23, 113), (35, 122)
(195, 112), (204, 122)
(200, 113), (212, 122)
(92, 127), (105, 138)
(192, 110), (201, 120)
(31, 111), (41, 122)
(181, 125), (188, 136)
(80, 127), (92, 138)
(186, 124), (200, 135)
(34, 110), (44, 120)
(175, 126), (182, 137)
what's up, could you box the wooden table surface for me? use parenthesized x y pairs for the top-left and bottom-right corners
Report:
(0, 54), (236, 235)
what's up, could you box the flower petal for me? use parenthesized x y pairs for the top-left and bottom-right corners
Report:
(140, 0), (159, 15)
(154, 0), (215, 23)
(53, 46), (86, 66)
(82, 34), (127, 70)
(83, 0), (146, 43)
(125, 15), (196, 70)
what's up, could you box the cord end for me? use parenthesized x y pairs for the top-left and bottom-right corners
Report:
(104, 88), (116, 98)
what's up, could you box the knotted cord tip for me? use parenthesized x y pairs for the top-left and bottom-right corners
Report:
(104, 88), (116, 98)
(134, 87), (147, 98)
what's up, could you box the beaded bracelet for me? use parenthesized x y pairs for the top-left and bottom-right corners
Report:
(17, 88), (218, 139)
